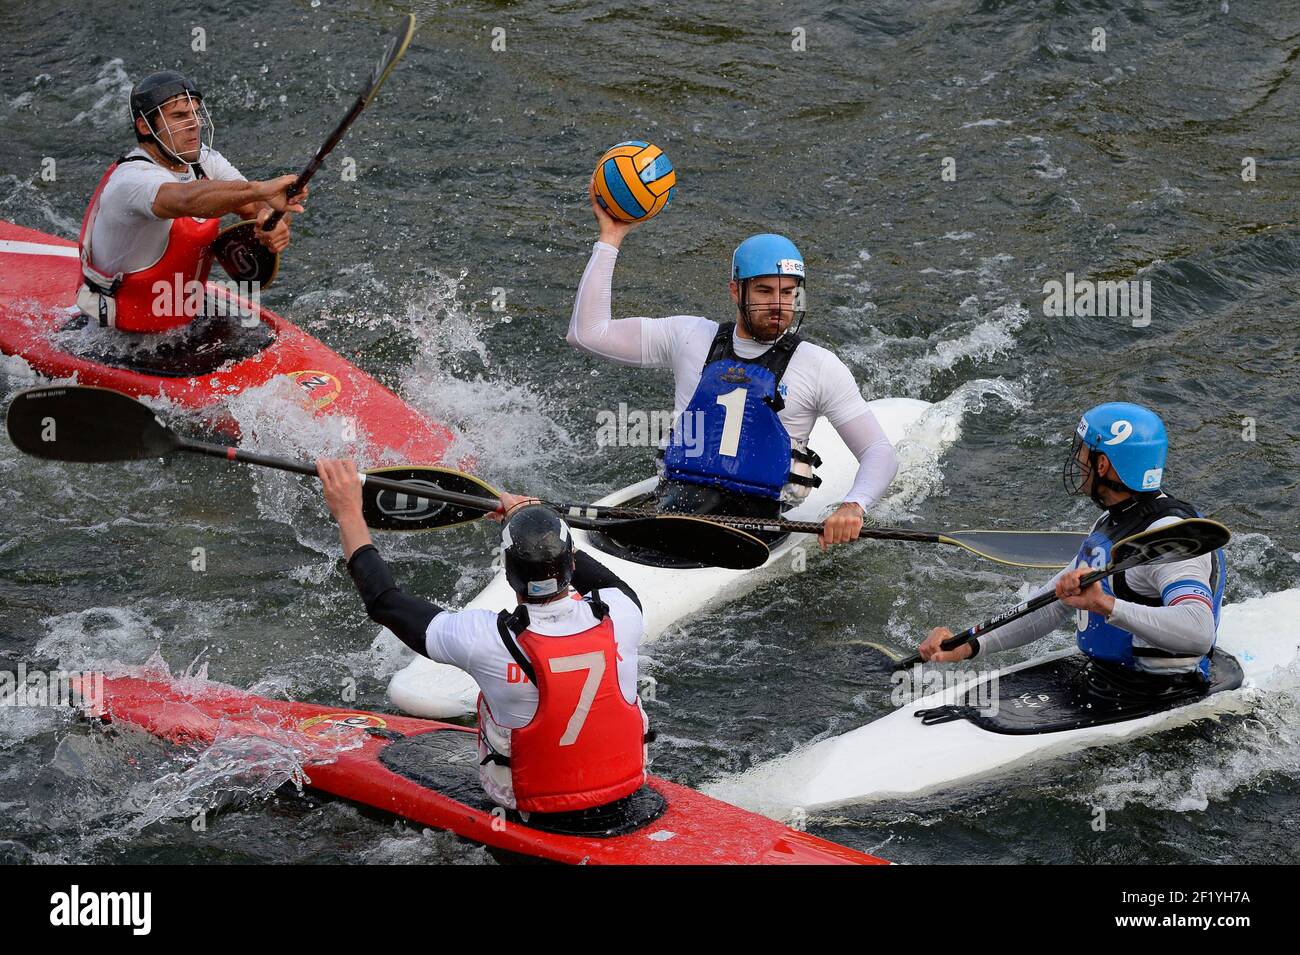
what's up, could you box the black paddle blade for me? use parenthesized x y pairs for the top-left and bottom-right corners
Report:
(6, 386), (179, 462)
(361, 466), (500, 531)
(597, 516), (769, 571)
(211, 220), (281, 286)
(1113, 518), (1230, 566)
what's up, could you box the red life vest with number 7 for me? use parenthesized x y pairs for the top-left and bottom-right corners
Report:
(496, 605), (646, 814)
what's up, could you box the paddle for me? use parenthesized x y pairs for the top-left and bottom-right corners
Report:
(891, 517), (1231, 670)
(4, 385), (769, 570)
(351, 463), (1086, 569)
(210, 14), (417, 286)
(566, 507), (1087, 569)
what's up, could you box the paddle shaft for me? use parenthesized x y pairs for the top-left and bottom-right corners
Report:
(180, 438), (713, 535)
(179, 438), (499, 511)
(259, 94), (366, 233)
(260, 16), (414, 233)
(893, 555), (1145, 670)
(566, 502), (944, 544)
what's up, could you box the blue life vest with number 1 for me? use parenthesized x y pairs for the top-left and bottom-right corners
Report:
(661, 322), (820, 500)
(1074, 494), (1225, 678)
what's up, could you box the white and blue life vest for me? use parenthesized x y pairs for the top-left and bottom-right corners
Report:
(660, 323), (821, 501)
(1074, 494), (1225, 678)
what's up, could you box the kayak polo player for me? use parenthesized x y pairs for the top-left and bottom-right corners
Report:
(920, 403), (1226, 693)
(317, 458), (652, 817)
(77, 70), (306, 333)
(569, 177), (898, 551)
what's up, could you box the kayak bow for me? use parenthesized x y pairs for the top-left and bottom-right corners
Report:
(0, 219), (457, 465)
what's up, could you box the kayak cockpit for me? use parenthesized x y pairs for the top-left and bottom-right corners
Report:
(913, 650), (1245, 736)
(55, 308), (275, 378)
(378, 728), (669, 838)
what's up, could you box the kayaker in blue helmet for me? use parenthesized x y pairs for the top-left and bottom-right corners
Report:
(920, 403), (1226, 691)
(569, 184), (899, 550)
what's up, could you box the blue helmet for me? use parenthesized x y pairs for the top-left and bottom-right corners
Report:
(1069, 402), (1168, 495)
(732, 234), (805, 282)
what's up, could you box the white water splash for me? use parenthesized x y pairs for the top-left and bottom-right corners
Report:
(846, 299), (1032, 397)
(34, 607), (168, 672)
(69, 57), (133, 129)
(0, 174), (81, 236)
(360, 825), (494, 865)
(1076, 665), (1300, 814)
(388, 271), (579, 489)
(873, 377), (1029, 522)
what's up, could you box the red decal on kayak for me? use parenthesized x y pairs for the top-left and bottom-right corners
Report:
(298, 713), (388, 739)
(285, 370), (342, 410)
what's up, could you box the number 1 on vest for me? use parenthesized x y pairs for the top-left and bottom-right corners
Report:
(715, 387), (747, 457)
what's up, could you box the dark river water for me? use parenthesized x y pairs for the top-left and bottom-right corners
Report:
(1, 0), (1298, 864)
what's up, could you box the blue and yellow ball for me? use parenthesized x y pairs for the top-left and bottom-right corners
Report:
(593, 140), (677, 223)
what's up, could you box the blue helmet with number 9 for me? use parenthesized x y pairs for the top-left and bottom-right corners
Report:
(1065, 402), (1168, 498)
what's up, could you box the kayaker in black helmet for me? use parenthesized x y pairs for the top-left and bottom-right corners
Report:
(77, 69), (306, 334)
(316, 457), (652, 818)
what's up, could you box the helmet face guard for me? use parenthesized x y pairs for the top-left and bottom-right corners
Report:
(1062, 432), (1121, 508)
(736, 274), (807, 342)
(130, 73), (213, 165)
(137, 90), (214, 165)
(732, 234), (808, 343)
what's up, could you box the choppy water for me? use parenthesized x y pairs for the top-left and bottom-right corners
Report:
(1, 0), (1298, 864)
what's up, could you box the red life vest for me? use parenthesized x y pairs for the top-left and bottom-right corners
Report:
(78, 155), (220, 333)
(486, 600), (646, 814)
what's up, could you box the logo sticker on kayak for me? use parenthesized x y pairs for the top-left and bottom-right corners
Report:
(1012, 693), (1051, 709)
(285, 370), (342, 410)
(299, 713), (388, 738)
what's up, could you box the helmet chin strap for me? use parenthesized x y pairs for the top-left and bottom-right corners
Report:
(1086, 449), (1131, 509)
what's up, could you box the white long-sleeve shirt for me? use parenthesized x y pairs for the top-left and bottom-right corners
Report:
(567, 241), (898, 511)
(975, 514), (1218, 674)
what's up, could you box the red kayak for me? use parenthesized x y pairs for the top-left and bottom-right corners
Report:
(75, 674), (888, 865)
(0, 220), (456, 465)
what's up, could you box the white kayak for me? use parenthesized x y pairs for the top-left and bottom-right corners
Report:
(387, 397), (933, 718)
(704, 587), (1300, 817)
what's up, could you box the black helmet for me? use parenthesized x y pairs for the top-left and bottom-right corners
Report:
(503, 505), (575, 603)
(129, 70), (203, 136)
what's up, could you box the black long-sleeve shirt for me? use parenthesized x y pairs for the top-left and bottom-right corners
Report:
(346, 547), (641, 656)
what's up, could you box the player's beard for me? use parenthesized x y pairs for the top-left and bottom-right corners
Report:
(744, 308), (788, 342)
